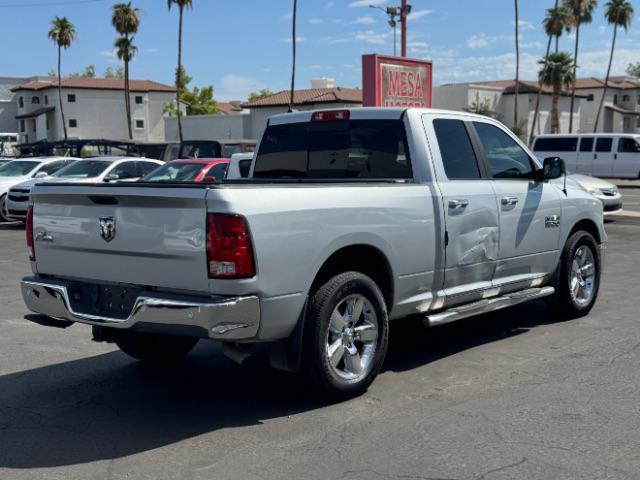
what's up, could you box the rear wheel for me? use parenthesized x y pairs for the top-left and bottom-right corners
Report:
(549, 230), (600, 318)
(301, 271), (389, 400)
(0, 195), (9, 222)
(116, 332), (198, 363)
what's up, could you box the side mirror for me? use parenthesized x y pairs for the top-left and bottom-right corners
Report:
(34, 171), (48, 179)
(104, 174), (119, 182)
(538, 157), (566, 181)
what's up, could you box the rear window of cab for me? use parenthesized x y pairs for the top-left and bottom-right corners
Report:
(253, 119), (412, 180)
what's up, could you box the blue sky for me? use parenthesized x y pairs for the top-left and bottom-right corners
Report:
(1, 0), (639, 100)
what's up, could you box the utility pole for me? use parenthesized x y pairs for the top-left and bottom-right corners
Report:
(400, 0), (410, 57)
(370, 3), (411, 57)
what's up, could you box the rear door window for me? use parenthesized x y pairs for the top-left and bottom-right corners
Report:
(254, 120), (411, 180)
(596, 138), (613, 152)
(433, 119), (481, 180)
(111, 161), (140, 180)
(579, 138), (594, 152)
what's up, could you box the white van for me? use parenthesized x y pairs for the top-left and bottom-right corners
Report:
(532, 134), (640, 179)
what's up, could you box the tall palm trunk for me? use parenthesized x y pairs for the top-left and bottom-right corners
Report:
(513, 0), (519, 132)
(176, 6), (184, 142)
(124, 34), (133, 140)
(593, 24), (618, 133)
(288, 0), (297, 112)
(529, 34), (554, 143)
(555, 35), (559, 52)
(551, 86), (560, 133)
(569, 12), (581, 133)
(57, 44), (68, 141)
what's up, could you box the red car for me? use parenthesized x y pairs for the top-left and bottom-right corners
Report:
(143, 159), (229, 183)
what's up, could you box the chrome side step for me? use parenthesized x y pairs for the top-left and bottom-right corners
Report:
(424, 286), (555, 327)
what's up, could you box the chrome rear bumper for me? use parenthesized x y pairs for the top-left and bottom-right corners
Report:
(21, 277), (260, 340)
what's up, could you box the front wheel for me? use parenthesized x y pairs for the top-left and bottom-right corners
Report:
(116, 332), (198, 363)
(0, 195), (10, 222)
(301, 271), (389, 400)
(549, 230), (601, 318)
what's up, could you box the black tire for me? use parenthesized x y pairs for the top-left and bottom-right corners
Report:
(548, 230), (601, 318)
(116, 332), (198, 363)
(0, 195), (9, 222)
(301, 271), (389, 400)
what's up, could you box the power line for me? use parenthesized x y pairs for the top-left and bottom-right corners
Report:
(0, 0), (106, 7)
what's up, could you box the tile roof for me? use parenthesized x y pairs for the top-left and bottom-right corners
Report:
(574, 77), (640, 90)
(217, 101), (244, 114)
(242, 87), (362, 108)
(605, 105), (640, 115)
(471, 79), (586, 98)
(12, 77), (176, 93)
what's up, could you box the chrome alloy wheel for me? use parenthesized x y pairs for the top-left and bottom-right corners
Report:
(326, 294), (379, 382)
(570, 245), (596, 307)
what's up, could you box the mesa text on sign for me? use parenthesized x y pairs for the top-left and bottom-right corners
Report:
(382, 64), (429, 107)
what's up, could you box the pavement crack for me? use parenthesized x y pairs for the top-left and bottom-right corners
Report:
(609, 340), (640, 365)
(338, 469), (459, 480)
(473, 457), (527, 480)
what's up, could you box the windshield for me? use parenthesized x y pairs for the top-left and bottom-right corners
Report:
(0, 161), (41, 177)
(143, 162), (206, 182)
(179, 141), (221, 159)
(53, 160), (111, 179)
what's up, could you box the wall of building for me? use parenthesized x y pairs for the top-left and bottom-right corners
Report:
(164, 113), (250, 142)
(0, 101), (17, 133)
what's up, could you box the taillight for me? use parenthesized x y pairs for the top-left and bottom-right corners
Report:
(311, 110), (350, 122)
(26, 206), (35, 261)
(207, 214), (255, 279)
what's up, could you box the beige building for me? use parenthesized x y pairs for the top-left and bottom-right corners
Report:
(12, 77), (177, 144)
(575, 76), (640, 134)
(433, 80), (584, 139)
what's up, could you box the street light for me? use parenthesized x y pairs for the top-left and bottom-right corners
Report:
(369, 4), (400, 56)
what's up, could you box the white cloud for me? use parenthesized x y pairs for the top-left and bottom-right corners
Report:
(282, 12), (293, 20)
(355, 30), (390, 45)
(349, 0), (384, 7)
(354, 15), (375, 25)
(520, 41), (543, 49)
(308, 64), (335, 70)
(100, 49), (117, 59)
(325, 1), (336, 7)
(513, 19), (534, 30)
(408, 9), (433, 21)
(216, 74), (266, 102)
(309, 18), (323, 24)
(467, 34), (491, 49)
(283, 36), (307, 43)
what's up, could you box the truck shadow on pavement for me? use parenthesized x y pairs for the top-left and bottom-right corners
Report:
(0, 301), (557, 469)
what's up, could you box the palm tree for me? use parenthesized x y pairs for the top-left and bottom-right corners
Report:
(538, 52), (575, 133)
(47, 16), (76, 141)
(112, 2), (140, 140)
(114, 37), (138, 136)
(513, 0), (520, 133)
(167, 0), (192, 142)
(563, 0), (598, 132)
(531, 1), (563, 144)
(288, 0), (298, 112)
(544, 3), (572, 52)
(593, 0), (634, 132)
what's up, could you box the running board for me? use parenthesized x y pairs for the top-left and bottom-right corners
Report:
(424, 286), (555, 327)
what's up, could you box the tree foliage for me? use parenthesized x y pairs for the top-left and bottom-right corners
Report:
(164, 67), (219, 116)
(627, 62), (640, 78)
(248, 89), (274, 102)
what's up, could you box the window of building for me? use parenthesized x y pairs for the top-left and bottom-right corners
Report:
(433, 119), (481, 180)
(135, 96), (143, 105)
(622, 95), (630, 102)
(618, 138), (640, 153)
(473, 122), (534, 180)
(623, 117), (631, 129)
(18, 97), (24, 108)
(67, 94), (76, 103)
(31, 120), (36, 132)
(32, 96), (40, 104)
(533, 137), (578, 152)
(46, 117), (50, 130)
(44, 95), (48, 105)
(19, 120), (25, 132)
(579, 137), (594, 152)
(135, 119), (145, 129)
(586, 94), (594, 102)
(637, 95), (640, 105)
(595, 138), (613, 152)
(637, 117), (640, 128)
(69, 119), (78, 128)
(613, 95), (618, 105)
(254, 120), (412, 180)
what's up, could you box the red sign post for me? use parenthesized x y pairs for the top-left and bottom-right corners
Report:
(362, 54), (432, 108)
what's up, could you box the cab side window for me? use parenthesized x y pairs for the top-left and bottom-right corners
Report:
(618, 138), (640, 153)
(473, 122), (534, 180)
(433, 119), (481, 180)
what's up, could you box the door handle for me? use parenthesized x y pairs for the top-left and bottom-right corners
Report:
(501, 196), (519, 206)
(448, 199), (469, 210)
(594, 153), (598, 159)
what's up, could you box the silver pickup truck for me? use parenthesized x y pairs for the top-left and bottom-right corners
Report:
(21, 108), (605, 398)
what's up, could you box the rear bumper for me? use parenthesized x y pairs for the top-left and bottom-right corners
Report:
(21, 276), (260, 340)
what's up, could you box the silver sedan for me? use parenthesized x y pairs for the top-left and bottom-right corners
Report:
(570, 174), (623, 216)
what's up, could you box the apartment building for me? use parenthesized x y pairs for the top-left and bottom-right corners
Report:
(11, 77), (177, 144)
(576, 76), (640, 134)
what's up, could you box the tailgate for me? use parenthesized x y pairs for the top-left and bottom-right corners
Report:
(31, 185), (210, 293)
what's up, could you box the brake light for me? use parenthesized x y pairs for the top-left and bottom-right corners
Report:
(207, 214), (255, 279)
(311, 110), (350, 122)
(26, 206), (35, 261)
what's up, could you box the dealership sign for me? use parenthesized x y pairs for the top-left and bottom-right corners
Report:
(362, 54), (432, 108)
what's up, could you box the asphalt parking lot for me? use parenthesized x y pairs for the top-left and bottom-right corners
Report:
(1, 189), (640, 480)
